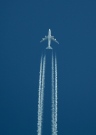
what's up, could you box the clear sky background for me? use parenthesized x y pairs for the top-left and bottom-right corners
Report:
(0, 0), (96, 135)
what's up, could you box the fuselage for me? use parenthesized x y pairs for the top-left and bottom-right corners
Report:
(48, 29), (51, 48)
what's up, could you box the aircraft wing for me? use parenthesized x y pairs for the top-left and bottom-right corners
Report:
(51, 37), (59, 44)
(40, 36), (48, 42)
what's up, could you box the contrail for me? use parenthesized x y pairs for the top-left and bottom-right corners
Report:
(37, 52), (58, 135)
(37, 56), (43, 135)
(37, 55), (46, 135)
(52, 53), (55, 135)
(54, 54), (58, 135)
(40, 55), (46, 134)
(52, 53), (58, 135)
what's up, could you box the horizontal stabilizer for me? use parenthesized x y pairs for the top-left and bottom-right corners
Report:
(46, 46), (53, 49)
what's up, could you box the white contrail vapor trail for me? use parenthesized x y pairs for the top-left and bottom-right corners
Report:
(37, 56), (43, 135)
(40, 55), (46, 134)
(54, 54), (58, 135)
(52, 53), (58, 135)
(52, 53), (55, 135)
(37, 52), (57, 135)
(37, 55), (46, 135)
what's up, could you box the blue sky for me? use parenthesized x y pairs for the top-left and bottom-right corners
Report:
(0, 0), (96, 135)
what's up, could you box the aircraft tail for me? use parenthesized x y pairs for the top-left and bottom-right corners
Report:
(46, 46), (53, 49)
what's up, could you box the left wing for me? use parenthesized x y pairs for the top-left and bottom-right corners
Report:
(40, 36), (48, 43)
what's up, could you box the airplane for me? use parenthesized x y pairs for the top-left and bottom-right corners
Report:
(40, 29), (59, 49)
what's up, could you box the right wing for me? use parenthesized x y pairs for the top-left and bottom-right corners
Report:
(51, 37), (59, 44)
(40, 36), (48, 42)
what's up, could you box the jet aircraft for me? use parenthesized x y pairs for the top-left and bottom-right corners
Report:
(40, 29), (59, 49)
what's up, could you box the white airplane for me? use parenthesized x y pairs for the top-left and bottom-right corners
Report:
(40, 29), (59, 49)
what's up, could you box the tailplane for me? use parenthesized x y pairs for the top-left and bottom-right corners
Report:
(46, 46), (53, 49)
